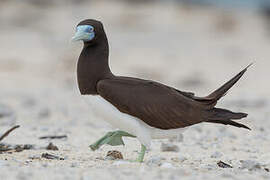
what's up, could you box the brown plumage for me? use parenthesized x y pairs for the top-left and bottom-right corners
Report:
(76, 19), (250, 131)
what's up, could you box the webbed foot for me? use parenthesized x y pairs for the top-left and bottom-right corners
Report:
(90, 130), (136, 151)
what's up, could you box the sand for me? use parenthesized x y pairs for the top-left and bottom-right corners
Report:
(0, 1), (269, 179)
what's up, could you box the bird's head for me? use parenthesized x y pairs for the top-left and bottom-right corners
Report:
(72, 19), (105, 44)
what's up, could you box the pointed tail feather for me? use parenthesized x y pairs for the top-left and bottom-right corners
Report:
(207, 120), (251, 130)
(206, 63), (252, 102)
(206, 108), (250, 130)
(208, 108), (247, 120)
(203, 64), (251, 129)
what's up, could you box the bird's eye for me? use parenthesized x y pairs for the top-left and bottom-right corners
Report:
(75, 25), (94, 33)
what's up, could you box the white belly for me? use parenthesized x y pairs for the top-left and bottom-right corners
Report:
(82, 95), (186, 147)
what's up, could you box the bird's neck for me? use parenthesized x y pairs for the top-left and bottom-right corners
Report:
(77, 38), (113, 95)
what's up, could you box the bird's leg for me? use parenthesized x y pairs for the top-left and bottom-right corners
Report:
(89, 130), (136, 151)
(130, 144), (146, 163)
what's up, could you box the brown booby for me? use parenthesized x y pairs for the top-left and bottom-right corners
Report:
(72, 19), (251, 162)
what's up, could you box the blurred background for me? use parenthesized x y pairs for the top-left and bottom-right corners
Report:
(1, 0), (269, 93)
(1, 0), (270, 133)
(0, 0), (270, 179)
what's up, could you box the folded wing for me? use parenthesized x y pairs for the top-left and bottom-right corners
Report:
(97, 77), (207, 130)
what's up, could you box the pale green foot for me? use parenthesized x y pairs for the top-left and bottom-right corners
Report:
(89, 130), (136, 151)
(130, 144), (146, 163)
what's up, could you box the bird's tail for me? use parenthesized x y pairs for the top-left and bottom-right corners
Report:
(202, 63), (252, 130)
(206, 108), (250, 130)
(205, 63), (252, 105)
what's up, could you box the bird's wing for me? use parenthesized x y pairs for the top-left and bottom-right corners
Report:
(97, 77), (207, 130)
(165, 86), (214, 103)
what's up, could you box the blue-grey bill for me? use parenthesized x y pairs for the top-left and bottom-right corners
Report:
(71, 32), (91, 42)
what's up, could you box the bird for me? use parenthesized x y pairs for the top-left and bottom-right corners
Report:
(72, 19), (251, 162)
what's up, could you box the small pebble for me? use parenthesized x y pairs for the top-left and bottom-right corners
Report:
(14, 145), (24, 152)
(23, 144), (35, 150)
(14, 144), (35, 152)
(0, 143), (12, 151)
(161, 143), (179, 152)
(25, 159), (32, 164)
(105, 150), (123, 160)
(41, 153), (64, 160)
(217, 161), (233, 168)
(46, 143), (59, 151)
